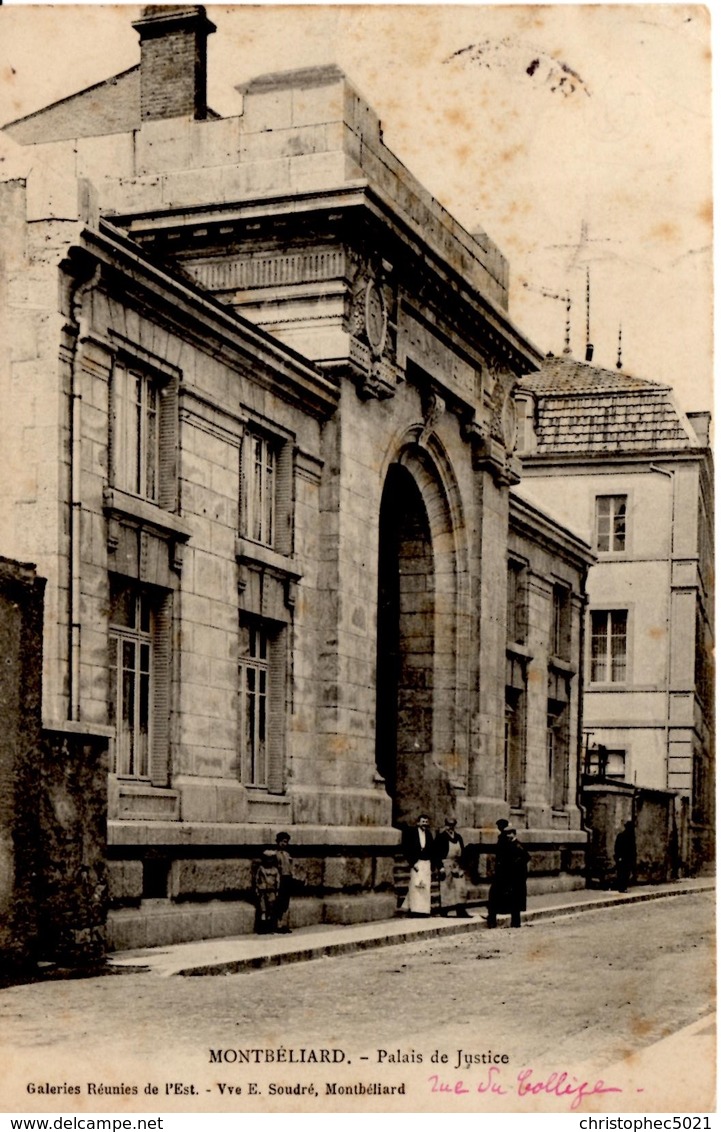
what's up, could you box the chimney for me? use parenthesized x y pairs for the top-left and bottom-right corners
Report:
(585, 342), (594, 363)
(132, 5), (216, 122)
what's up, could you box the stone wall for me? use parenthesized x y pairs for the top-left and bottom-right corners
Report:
(0, 557), (45, 970)
(37, 729), (110, 963)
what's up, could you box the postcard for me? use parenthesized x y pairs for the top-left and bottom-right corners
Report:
(0, 3), (714, 1120)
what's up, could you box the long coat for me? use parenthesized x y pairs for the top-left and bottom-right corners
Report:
(488, 837), (529, 914)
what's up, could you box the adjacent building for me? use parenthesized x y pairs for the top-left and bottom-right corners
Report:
(1, 6), (597, 955)
(515, 354), (714, 873)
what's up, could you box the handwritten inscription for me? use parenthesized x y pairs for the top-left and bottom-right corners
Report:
(429, 1067), (624, 1110)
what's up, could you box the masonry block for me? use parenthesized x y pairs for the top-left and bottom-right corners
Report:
(288, 896), (324, 929)
(170, 858), (253, 899)
(528, 850), (562, 875)
(107, 860), (143, 904)
(322, 893), (396, 925)
(374, 856), (397, 890)
(323, 855), (373, 892)
(292, 856), (324, 890)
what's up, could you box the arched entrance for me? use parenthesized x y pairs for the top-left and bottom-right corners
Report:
(375, 463), (436, 826)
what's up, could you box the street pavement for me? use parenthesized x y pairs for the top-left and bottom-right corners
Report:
(0, 880), (713, 1114)
(108, 876), (714, 977)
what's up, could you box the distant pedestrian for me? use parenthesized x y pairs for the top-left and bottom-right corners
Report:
(253, 850), (280, 934)
(274, 832), (294, 933)
(614, 820), (636, 893)
(401, 813), (437, 917)
(487, 826), (528, 928)
(435, 817), (471, 917)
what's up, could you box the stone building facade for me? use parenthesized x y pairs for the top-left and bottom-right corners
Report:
(1, 6), (594, 952)
(515, 354), (714, 872)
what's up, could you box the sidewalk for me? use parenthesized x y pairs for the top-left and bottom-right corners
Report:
(107, 876), (714, 978)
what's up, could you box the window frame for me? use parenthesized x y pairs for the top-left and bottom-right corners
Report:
(110, 354), (179, 512)
(109, 587), (153, 779)
(514, 392), (536, 455)
(238, 618), (286, 793)
(595, 494), (628, 554)
(507, 557), (528, 646)
(546, 701), (569, 809)
(586, 747), (626, 779)
(108, 577), (173, 786)
(589, 608), (629, 685)
(504, 687), (526, 809)
(551, 582), (571, 661)
(239, 424), (294, 556)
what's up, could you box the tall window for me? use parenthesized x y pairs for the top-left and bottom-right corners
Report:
(590, 609), (628, 683)
(112, 361), (160, 502)
(505, 689), (525, 809)
(507, 560), (528, 646)
(547, 703), (568, 808)
(242, 433), (277, 547)
(595, 494), (627, 553)
(239, 623), (270, 786)
(238, 621), (285, 791)
(110, 357), (178, 511)
(551, 584), (571, 660)
(109, 582), (153, 778)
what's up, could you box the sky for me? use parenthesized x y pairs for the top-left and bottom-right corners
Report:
(0, 3), (713, 411)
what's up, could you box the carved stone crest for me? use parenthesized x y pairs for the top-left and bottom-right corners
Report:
(348, 256), (399, 399)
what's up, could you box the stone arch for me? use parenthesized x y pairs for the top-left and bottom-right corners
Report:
(375, 428), (470, 826)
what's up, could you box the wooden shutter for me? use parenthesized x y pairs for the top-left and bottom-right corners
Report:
(274, 441), (294, 555)
(266, 627), (287, 793)
(150, 591), (173, 786)
(158, 376), (179, 511)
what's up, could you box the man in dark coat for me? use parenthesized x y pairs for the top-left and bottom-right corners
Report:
(487, 826), (529, 928)
(614, 820), (636, 893)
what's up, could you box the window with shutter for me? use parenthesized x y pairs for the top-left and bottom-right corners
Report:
(239, 428), (294, 554)
(111, 358), (178, 511)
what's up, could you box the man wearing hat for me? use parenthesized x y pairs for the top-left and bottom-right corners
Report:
(487, 825), (529, 928)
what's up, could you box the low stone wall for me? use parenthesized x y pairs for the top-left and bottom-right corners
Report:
(106, 827), (588, 950)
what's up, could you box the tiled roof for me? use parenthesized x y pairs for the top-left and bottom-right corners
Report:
(518, 355), (696, 455)
(520, 354), (669, 395)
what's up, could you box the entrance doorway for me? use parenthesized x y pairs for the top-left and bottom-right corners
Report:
(375, 464), (435, 825)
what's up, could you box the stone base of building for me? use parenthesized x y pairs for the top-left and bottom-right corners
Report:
(107, 893), (398, 952)
(105, 822), (589, 951)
